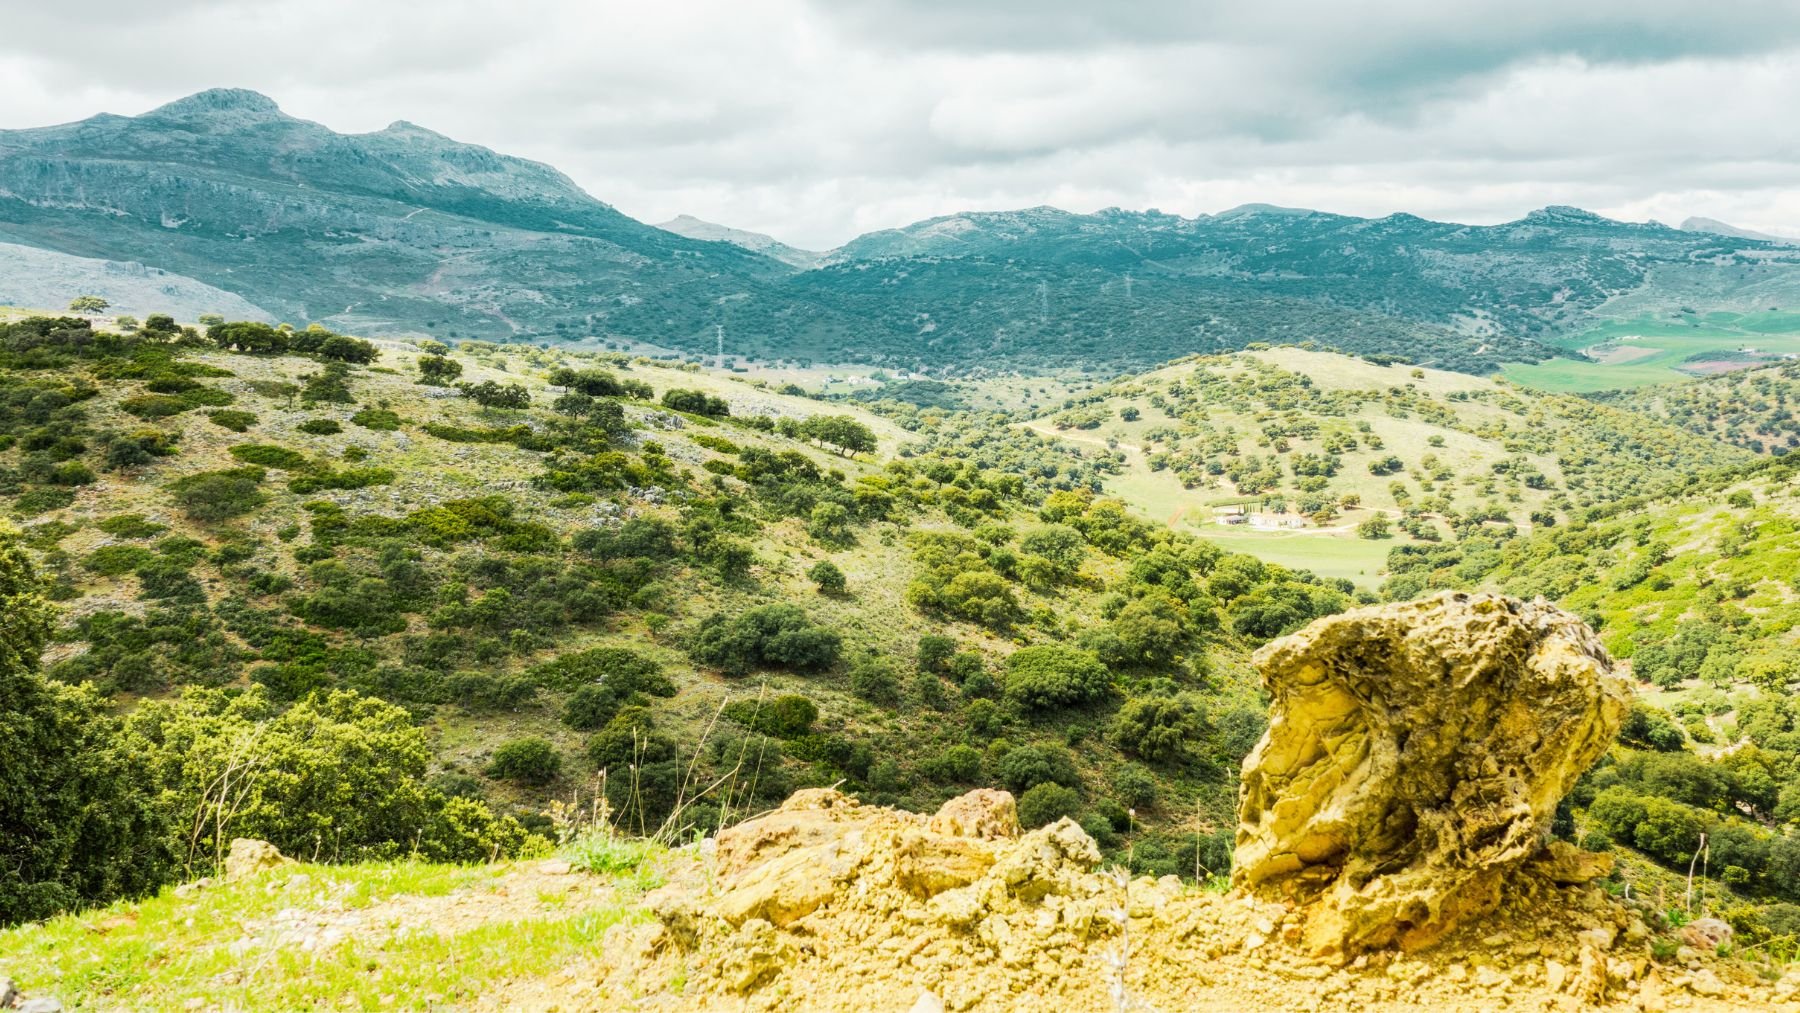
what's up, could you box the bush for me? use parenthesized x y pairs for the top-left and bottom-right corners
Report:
(997, 743), (1081, 793)
(488, 738), (562, 785)
(207, 409), (257, 432)
(661, 388), (729, 416)
(965, 698), (1004, 736)
(1112, 763), (1159, 809)
(917, 634), (957, 673)
(351, 408), (404, 430)
(96, 514), (166, 539)
(849, 655), (902, 705)
(418, 355), (463, 386)
(723, 694), (819, 738)
(288, 467), (395, 494)
(1004, 645), (1111, 712)
(1620, 702), (1686, 752)
(807, 559), (846, 594)
(229, 444), (310, 470)
(920, 743), (982, 783)
(689, 604), (841, 676)
(165, 467), (266, 522)
(126, 686), (540, 867)
(298, 418), (343, 435)
(1017, 783), (1082, 829)
(301, 362), (356, 405)
(1112, 694), (1210, 765)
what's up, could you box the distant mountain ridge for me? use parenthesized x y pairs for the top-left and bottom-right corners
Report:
(1680, 216), (1799, 245)
(655, 214), (824, 269)
(8, 89), (1800, 375)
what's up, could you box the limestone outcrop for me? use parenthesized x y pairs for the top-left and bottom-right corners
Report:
(223, 838), (292, 880)
(1233, 591), (1631, 958)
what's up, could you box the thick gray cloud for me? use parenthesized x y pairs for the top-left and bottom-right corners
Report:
(3, 0), (1800, 247)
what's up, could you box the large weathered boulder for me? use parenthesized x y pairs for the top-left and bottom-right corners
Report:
(1233, 592), (1630, 958)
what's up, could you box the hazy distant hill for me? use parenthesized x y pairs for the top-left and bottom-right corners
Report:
(9, 90), (1800, 375)
(656, 214), (824, 268)
(1681, 216), (1798, 245)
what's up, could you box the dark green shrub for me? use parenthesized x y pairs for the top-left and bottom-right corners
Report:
(96, 514), (166, 539)
(165, 467), (266, 522)
(723, 694), (819, 738)
(84, 545), (155, 576)
(916, 634), (956, 673)
(1017, 783), (1082, 829)
(488, 738), (562, 785)
(903, 670), (942, 712)
(351, 408), (403, 430)
(807, 559), (846, 594)
(997, 743), (1081, 792)
(849, 655), (901, 704)
(1, 526), (175, 924)
(1112, 694), (1210, 765)
(298, 418), (343, 435)
(207, 409), (257, 432)
(965, 698), (1003, 736)
(13, 488), (75, 515)
(689, 604), (841, 677)
(230, 444), (310, 470)
(1620, 702), (1686, 752)
(661, 388), (729, 416)
(418, 355), (463, 385)
(118, 394), (191, 419)
(588, 706), (677, 770)
(442, 671), (538, 712)
(920, 743), (982, 783)
(1112, 763), (1159, 809)
(1004, 645), (1111, 712)
(301, 362), (355, 405)
(573, 518), (678, 561)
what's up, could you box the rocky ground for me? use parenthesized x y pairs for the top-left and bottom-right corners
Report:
(555, 787), (1793, 1013)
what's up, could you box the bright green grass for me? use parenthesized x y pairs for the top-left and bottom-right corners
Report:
(1504, 314), (1800, 392)
(1197, 526), (1394, 589)
(0, 861), (643, 1012)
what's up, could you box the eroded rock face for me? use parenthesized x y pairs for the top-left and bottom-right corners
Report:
(1233, 592), (1630, 958)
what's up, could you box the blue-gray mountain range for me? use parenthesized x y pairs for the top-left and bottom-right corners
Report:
(7, 88), (1800, 374)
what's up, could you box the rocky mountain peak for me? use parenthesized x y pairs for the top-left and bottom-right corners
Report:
(145, 88), (287, 125)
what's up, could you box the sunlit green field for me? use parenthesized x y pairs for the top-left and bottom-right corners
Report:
(1196, 526), (1394, 589)
(1502, 312), (1800, 392)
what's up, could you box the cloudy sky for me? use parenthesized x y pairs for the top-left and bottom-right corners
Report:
(6, 0), (1800, 248)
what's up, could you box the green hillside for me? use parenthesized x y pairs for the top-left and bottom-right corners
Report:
(1004, 346), (1748, 586)
(2, 312), (1378, 929)
(1602, 359), (1800, 452)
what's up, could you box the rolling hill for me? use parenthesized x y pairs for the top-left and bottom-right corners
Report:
(987, 346), (1750, 585)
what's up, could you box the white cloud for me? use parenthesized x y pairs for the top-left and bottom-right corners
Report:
(4, 0), (1800, 248)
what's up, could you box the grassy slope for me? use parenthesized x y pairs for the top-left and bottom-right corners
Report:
(1018, 346), (1741, 588)
(0, 855), (663, 1011)
(3, 322), (1272, 865)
